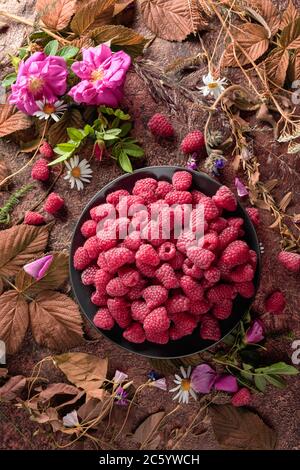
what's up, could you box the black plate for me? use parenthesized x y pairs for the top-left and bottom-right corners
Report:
(70, 166), (261, 359)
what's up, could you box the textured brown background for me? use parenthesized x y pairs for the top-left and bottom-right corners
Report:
(0, 0), (299, 450)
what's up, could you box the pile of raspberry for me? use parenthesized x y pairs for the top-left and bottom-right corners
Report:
(73, 171), (257, 345)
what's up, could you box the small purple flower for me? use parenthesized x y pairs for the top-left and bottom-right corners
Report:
(115, 386), (128, 406)
(151, 378), (167, 391)
(190, 364), (217, 393)
(187, 161), (198, 170)
(23, 254), (53, 280)
(245, 319), (264, 344)
(148, 370), (160, 381)
(235, 177), (248, 198)
(215, 159), (225, 169)
(113, 370), (128, 384)
(214, 375), (238, 393)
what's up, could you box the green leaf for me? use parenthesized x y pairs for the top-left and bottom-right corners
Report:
(122, 142), (144, 157)
(84, 124), (95, 136)
(120, 122), (132, 137)
(265, 375), (286, 389)
(44, 40), (59, 56)
(111, 117), (120, 129)
(2, 73), (17, 88)
(88, 25), (147, 57)
(255, 362), (299, 376)
(18, 48), (28, 59)
(67, 127), (86, 141)
(10, 56), (21, 70)
(114, 109), (131, 120)
(105, 128), (122, 135)
(254, 375), (267, 392)
(30, 31), (49, 40)
(55, 142), (77, 153)
(57, 46), (79, 60)
(119, 151), (133, 173)
(48, 153), (72, 166)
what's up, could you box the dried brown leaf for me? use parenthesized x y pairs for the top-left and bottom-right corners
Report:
(279, 191), (293, 212)
(280, 17), (300, 49)
(38, 383), (80, 402)
(0, 160), (9, 187)
(78, 397), (109, 423)
(36, 0), (77, 31)
(246, 0), (280, 36)
(264, 47), (289, 88)
(15, 252), (69, 294)
(222, 24), (269, 67)
(133, 411), (165, 447)
(0, 225), (49, 277)
(293, 213), (300, 223)
(139, 0), (209, 42)
(269, 217), (281, 229)
(71, 0), (115, 36)
(0, 291), (29, 354)
(89, 25), (147, 57)
(0, 375), (26, 401)
(0, 105), (31, 138)
(29, 291), (84, 350)
(48, 109), (84, 146)
(280, 1), (299, 30)
(53, 352), (108, 392)
(210, 404), (277, 450)
(264, 179), (278, 192)
(113, 0), (134, 17)
(288, 50), (300, 82)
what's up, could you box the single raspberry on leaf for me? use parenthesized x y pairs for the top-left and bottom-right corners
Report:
(213, 186), (237, 212)
(81, 265), (99, 286)
(200, 316), (221, 341)
(246, 207), (260, 227)
(278, 251), (300, 273)
(131, 301), (150, 322)
(143, 307), (170, 335)
(44, 192), (64, 214)
(31, 158), (50, 182)
(93, 308), (115, 330)
(106, 277), (129, 297)
(155, 263), (179, 289)
(187, 247), (215, 270)
(148, 113), (174, 138)
(265, 290), (286, 314)
(213, 300), (233, 320)
(231, 388), (251, 407)
(73, 247), (91, 271)
(91, 290), (108, 306)
(40, 141), (54, 159)
(143, 285), (168, 310)
(24, 211), (45, 225)
(81, 219), (97, 238)
(180, 130), (205, 154)
(123, 323), (146, 343)
(172, 171), (193, 191)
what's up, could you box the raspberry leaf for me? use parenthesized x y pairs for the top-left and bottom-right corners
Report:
(0, 104), (31, 138)
(0, 290), (29, 354)
(35, 0), (77, 31)
(133, 411), (165, 448)
(0, 375), (26, 401)
(71, 0), (115, 36)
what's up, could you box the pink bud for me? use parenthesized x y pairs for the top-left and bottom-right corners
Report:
(245, 319), (264, 344)
(23, 254), (53, 280)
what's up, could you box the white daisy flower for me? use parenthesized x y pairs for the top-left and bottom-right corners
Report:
(169, 366), (197, 404)
(33, 99), (68, 122)
(64, 156), (93, 191)
(199, 72), (227, 99)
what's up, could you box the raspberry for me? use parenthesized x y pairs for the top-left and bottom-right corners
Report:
(191, 189), (206, 204)
(83, 236), (101, 260)
(170, 313), (197, 340)
(118, 266), (140, 287)
(278, 251), (300, 273)
(190, 299), (210, 316)
(166, 294), (190, 314)
(107, 298), (131, 328)
(235, 281), (255, 298)
(97, 252), (109, 271)
(176, 231), (197, 254)
(136, 259), (157, 277)
(155, 181), (173, 198)
(123, 322), (146, 343)
(106, 189), (129, 206)
(187, 247), (215, 270)
(44, 192), (64, 214)
(231, 388), (251, 407)
(209, 217), (228, 233)
(265, 290), (286, 314)
(229, 264), (254, 283)
(91, 290), (108, 306)
(131, 301), (150, 322)
(182, 258), (203, 278)
(180, 130), (205, 154)
(227, 217), (244, 229)
(146, 330), (169, 344)
(40, 141), (54, 159)
(117, 195), (144, 213)
(172, 171), (193, 191)
(104, 247), (135, 272)
(143, 285), (168, 310)
(136, 244), (160, 266)
(169, 250), (185, 270)
(213, 300), (232, 319)
(94, 269), (113, 292)
(200, 232), (219, 251)
(133, 178), (158, 195)
(200, 197), (219, 221)
(31, 158), (50, 181)
(81, 220), (97, 238)
(93, 308), (115, 330)
(155, 263), (179, 289)
(73, 247), (91, 270)
(207, 283), (235, 304)
(148, 113), (174, 138)
(81, 265), (98, 286)
(218, 226), (239, 251)
(200, 316), (221, 341)
(24, 211), (45, 225)
(143, 307), (170, 335)
(141, 221), (165, 247)
(158, 242), (176, 261)
(90, 203), (115, 223)
(204, 267), (220, 284)
(213, 186), (237, 212)
(246, 207), (260, 227)
(220, 240), (250, 267)
(130, 210), (149, 231)
(106, 277), (129, 297)
(180, 275), (204, 301)
(96, 229), (117, 251)
(165, 190), (192, 205)
(137, 190), (157, 205)
(127, 279), (146, 300)
(189, 207), (205, 233)
(249, 250), (257, 269)
(123, 231), (142, 251)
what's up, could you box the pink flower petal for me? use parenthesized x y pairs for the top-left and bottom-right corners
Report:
(23, 254), (53, 280)
(235, 177), (248, 198)
(245, 319), (264, 344)
(191, 364), (217, 393)
(151, 378), (167, 391)
(214, 375), (238, 393)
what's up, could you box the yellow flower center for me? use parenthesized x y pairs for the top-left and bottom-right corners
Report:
(91, 69), (104, 82)
(28, 77), (44, 95)
(71, 167), (81, 178)
(208, 82), (218, 89)
(43, 103), (56, 115)
(181, 379), (191, 391)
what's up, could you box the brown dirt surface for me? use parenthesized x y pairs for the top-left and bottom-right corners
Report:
(0, 0), (299, 451)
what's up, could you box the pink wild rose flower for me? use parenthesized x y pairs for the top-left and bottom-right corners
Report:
(69, 44), (131, 107)
(9, 52), (68, 115)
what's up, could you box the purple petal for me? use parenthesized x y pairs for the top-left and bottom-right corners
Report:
(23, 254), (53, 280)
(214, 375), (238, 393)
(151, 378), (167, 391)
(235, 177), (248, 197)
(245, 320), (264, 344)
(191, 364), (217, 393)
